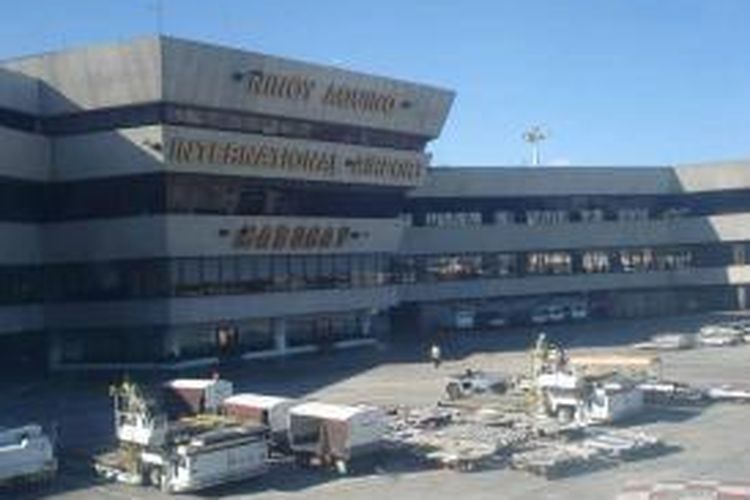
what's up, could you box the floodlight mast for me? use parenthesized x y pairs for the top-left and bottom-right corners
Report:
(522, 126), (548, 166)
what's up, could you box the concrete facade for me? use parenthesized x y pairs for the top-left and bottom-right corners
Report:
(0, 36), (748, 369)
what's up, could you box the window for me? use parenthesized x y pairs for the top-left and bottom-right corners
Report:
(494, 211), (514, 225)
(527, 252), (572, 275)
(617, 208), (649, 222)
(424, 254), (483, 281)
(43, 102), (429, 151)
(582, 251), (610, 273)
(425, 211), (482, 227)
(526, 210), (569, 226)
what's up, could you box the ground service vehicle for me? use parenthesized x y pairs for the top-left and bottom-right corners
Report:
(0, 424), (57, 487)
(96, 379), (268, 494)
(445, 370), (509, 400)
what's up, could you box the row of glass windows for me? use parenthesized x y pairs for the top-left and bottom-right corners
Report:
(416, 208), (691, 227)
(408, 190), (750, 227)
(53, 308), (383, 364)
(0, 243), (747, 305)
(0, 253), (390, 304)
(0, 173), (405, 222)
(393, 245), (736, 283)
(7, 172), (750, 224)
(34, 102), (429, 151)
(0, 102), (428, 151)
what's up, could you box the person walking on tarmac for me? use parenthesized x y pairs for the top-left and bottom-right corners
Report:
(429, 342), (442, 368)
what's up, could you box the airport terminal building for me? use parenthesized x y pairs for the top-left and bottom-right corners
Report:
(1, 37), (749, 370)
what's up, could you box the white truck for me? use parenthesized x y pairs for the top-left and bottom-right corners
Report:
(0, 424), (57, 487)
(95, 379), (269, 494)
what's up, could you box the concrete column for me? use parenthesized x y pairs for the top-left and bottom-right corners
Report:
(163, 328), (181, 361)
(737, 286), (748, 310)
(358, 311), (373, 337)
(734, 244), (747, 266)
(47, 331), (62, 370)
(273, 318), (287, 354)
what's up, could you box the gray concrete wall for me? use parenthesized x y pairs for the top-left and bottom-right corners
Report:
(0, 67), (39, 114)
(51, 126), (162, 180)
(165, 215), (405, 257)
(163, 125), (429, 187)
(0, 223), (44, 265)
(2, 36), (454, 140)
(42, 286), (398, 330)
(3, 38), (161, 115)
(0, 127), (50, 181)
(161, 37), (453, 138)
(401, 213), (750, 254)
(166, 285), (398, 324)
(51, 122), (430, 185)
(42, 215), (404, 263)
(414, 161), (750, 198)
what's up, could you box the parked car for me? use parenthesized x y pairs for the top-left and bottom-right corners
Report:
(445, 370), (509, 400)
(568, 303), (589, 320)
(697, 324), (744, 347)
(548, 305), (566, 322)
(454, 310), (475, 330)
(530, 307), (551, 324)
(476, 311), (509, 329)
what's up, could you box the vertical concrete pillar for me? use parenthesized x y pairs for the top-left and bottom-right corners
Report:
(734, 244), (747, 266)
(358, 310), (373, 337)
(47, 331), (61, 370)
(273, 318), (287, 354)
(163, 328), (181, 361)
(737, 286), (748, 310)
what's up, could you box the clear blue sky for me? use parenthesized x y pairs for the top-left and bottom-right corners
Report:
(2, 1), (748, 167)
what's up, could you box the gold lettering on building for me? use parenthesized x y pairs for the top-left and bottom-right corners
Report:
(247, 71), (316, 101)
(343, 154), (424, 182)
(168, 137), (425, 185)
(233, 224), (354, 251)
(168, 138), (336, 178)
(322, 84), (396, 114)
(240, 70), (400, 115)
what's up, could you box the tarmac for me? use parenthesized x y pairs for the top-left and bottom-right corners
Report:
(4, 311), (750, 500)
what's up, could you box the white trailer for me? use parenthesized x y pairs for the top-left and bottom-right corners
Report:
(0, 425), (56, 486)
(163, 378), (234, 416)
(223, 393), (296, 443)
(288, 402), (386, 472)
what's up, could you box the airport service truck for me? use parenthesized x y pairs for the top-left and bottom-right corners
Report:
(95, 379), (269, 494)
(0, 424), (57, 487)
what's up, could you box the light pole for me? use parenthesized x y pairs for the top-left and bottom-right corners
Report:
(522, 126), (548, 166)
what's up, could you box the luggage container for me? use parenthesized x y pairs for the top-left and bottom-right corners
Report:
(288, 402), (386, 472)
(163, 379), (233, 418)
(223, 394), (297, 444)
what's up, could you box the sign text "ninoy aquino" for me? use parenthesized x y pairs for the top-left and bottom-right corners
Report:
(244, 70), (400, 114)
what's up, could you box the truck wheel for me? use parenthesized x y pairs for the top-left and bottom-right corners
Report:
(557, 407), (574, 424)
(147, 467), (162, 489)
(335, 459), (348, 475)
(446, 382), (462, 400)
